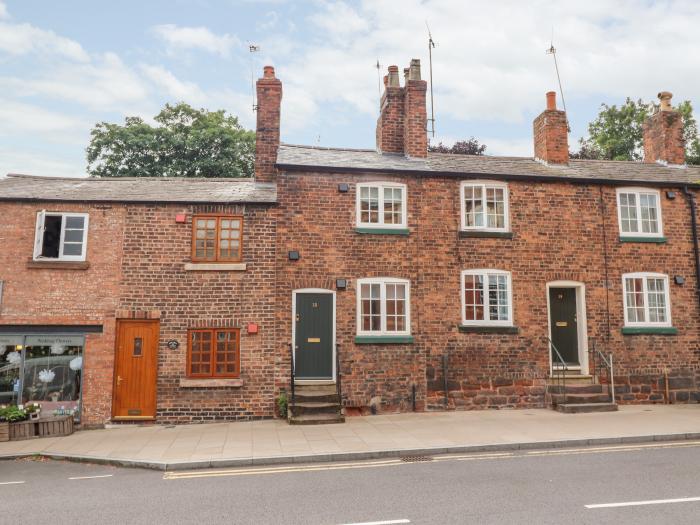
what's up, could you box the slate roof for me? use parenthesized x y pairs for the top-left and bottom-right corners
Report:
(0, 174), (277, 203)
(276, 144), (700, 187)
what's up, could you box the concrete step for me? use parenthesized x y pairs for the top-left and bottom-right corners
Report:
(290, 401), (341, 417)
(293, 391), (340, 404)
(556, 403), (618, 414)
(551, 393), (613, 405)
(547, 384), (606, 395)
(294, 384), (337, 394)
(288, 413), (345, 425)
(548, 374), (595, 384)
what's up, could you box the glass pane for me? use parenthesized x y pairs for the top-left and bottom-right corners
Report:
(0, 346), (22, 406)
(625, 278), (645, 323)
(62, 243), (82, 256)
(464, 274), (485, 321)
(64, 216), (85, 229)
(63, 230), (83, 242)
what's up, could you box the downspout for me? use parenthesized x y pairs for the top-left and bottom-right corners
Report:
(598, 187), (612, 341)
(683, 186), (700, 310)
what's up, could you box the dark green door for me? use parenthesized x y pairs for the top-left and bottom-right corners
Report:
(549, 287), (579, 366)
(295, 293), (333, 379)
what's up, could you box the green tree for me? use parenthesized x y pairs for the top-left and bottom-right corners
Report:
(428, 137), (487, 155)
(87, 103), (255, 178)
(574, 97), (700, 164)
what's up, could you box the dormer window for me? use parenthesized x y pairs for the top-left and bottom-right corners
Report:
(33, 211), (89, 262)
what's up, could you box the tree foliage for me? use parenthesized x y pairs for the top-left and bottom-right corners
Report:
(86, 103), (255, 178)
(429, 137), (487, 155)
(573, 97), (700, 164)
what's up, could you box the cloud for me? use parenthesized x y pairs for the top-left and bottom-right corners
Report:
(151, 24), (240, 58)
(0, 98), (88, 137)
(0, 2), (8, 20)
(0, 21), (89, 62)
(140, 64), (207, 103)
(0, 148), (84, 178)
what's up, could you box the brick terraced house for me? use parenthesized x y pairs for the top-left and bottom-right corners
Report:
(0, 177), (276, 426)
(0, 60), (699, 426)
(260, 63), (700, 421)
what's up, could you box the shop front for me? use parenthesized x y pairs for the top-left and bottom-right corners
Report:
(0, 333), (84, 422)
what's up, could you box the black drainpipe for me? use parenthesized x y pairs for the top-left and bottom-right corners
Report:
(683, 186), (700, 309)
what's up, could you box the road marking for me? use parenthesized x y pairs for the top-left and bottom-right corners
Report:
(338, 520), (410, 525)
(586, 496), (700, 509)
(0, 481), (25, 485)
(163, 440), (700, 480)
(68, 474), (114, 480)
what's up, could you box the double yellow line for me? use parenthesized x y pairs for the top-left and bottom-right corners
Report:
(163, 441), (700, 480)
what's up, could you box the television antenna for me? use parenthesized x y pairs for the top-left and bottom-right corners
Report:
(426, 21), (436, 137)
(545, 34), (567, 114)
(249, 43), (261, 112)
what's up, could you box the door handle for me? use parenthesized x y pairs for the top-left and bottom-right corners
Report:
(117, 375), (124, 386)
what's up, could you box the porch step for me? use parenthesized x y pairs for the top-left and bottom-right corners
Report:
(550, 374), (595, 384)
(546, 383), (605, 395)
(288, 413), (345, 425)
(550, 393), (613, 405)
(556, 402), (618, 414)
(289, 383), (343, 424)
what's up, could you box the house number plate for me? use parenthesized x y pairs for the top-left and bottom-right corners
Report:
(556, 321), (568, 327)
(307, 337), (321, 343)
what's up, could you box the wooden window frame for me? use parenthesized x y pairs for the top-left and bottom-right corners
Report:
(355, 182), (408, 229)
(622, 272), (672, 327)
(459, 181), (510, 232)
(616, 188), (664, 238)
(191, 215), (244, 263)
(461, 269), (514, 326)
(356, 277), (411, 336)
(186, 328), (241, 379)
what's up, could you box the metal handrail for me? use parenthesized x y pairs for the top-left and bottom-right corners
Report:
(335, 344), (342, 409)
(289, 342), (295, 418)
(589, 339), (616, 404)
(547, 337), (568, 406)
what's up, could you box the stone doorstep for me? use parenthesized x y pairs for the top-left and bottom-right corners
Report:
(3, 431), (700, 472)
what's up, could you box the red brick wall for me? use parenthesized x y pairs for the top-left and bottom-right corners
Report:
(255, 66), (282, 183)
(275, 171), (700, 412)
(0, 201), (125, 426)
(118, 203), (277, 422)
(533, 109), (569, 165)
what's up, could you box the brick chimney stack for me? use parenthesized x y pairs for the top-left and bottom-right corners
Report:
(533, 91), (569, 165)
(403, 59), (428, 158)
(255, 65), (282, 182)
(376, 65), (405, 154)
(643, 91), (685, 165)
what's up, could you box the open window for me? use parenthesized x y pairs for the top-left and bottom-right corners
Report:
(33, 211), (89, 262)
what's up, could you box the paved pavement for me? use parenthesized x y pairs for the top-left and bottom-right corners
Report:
(2, 439), (700, 524)
(1, 405), (699, 469)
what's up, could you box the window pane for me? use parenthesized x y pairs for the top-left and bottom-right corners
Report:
(639, 193), (659, 234)
(190, 331), (212, 375)
(41, 215), (62, 258)
(464, 274), (485, 321)
(464, 185), (484, 228)
(647, 278), (667, 323)
(385, 283), (406, 333)
(64, 216), (85, 229)
(360, 186), (380, 224)
(63, 230), (83, 242)
(218, 217), (242, 260)
(383, 187), (403, 225)
(486, 187), (505, 229)
(619, 193), (638, 233)
(193, 218), (218, 261)
(625, 278), (645, 323)
(62, 243), (82, 256)
(487, 274), (509, 321)
(361, 283), (382, 332)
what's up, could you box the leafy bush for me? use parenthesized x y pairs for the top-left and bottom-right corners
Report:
(277, 392), (288, 419)
(0, 406), (28, 423)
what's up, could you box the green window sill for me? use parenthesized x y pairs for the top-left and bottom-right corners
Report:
(355, 227), (410, 235)
(458, 325), (519, 334)
(355, 335), (414, 344)
(621, 326), (678, 335)
(458, 231), (514, 239)
(619, 236), (667, 243)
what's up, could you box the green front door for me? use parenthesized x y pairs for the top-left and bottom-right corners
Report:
(549, 287), (579, 366)
(294, 293), (334, 379)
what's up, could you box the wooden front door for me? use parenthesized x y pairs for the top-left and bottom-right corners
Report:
(294, 293), (334, 380)
(549, 287), (579, 366)
(113, 320), (159, 420)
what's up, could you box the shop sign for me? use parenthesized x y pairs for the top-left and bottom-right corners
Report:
(0, 335), (24, 347)
(25, 335), (85, 347)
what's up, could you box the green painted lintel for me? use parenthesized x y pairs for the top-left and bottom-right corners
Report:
(354, 335), (414, 344)
(621, 326), (678, 335)
(619, 236), (667, 244)
(355, 227), (410, 235)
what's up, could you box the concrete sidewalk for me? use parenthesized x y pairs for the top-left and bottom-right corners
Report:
(1, 405), (699, 470)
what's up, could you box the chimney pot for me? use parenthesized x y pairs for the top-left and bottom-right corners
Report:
(263, 65), (275, 79)
(387, 65), (400, 87)
(404, 68), (410, 83)
(658, 91), (673, 111)
(546, 91), (557, 111)
(408, 58), (421, 81)
(533, 91), (568, 165)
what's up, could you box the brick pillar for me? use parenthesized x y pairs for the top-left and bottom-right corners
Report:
(376, 65), (405, 154)
(403, 59), (428, 159)
(643, 91), (685, 165)
(255, 65), (282, 182)
(533, 91), (569, 165)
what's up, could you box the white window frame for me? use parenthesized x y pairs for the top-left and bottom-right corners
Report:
(33, 211), (89, 262)
(460, 269), (513, 326)
(460, 180), (510, 232)
(355, 182), (408, 229)
(356, 277), (411, 336)
(616, 188), (664, 238)
(622, 272), (672, 327)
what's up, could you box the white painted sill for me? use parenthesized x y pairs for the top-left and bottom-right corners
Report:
(179, 378), (243, 388)
(184, 262), (247, 271)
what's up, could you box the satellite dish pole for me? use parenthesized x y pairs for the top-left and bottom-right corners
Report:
(426, 21), (436, 137)
(545, 35), (567, 114)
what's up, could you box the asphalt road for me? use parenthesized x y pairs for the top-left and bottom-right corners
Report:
(2, 440), (700, 524)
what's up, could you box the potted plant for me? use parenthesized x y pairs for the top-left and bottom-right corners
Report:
(25, 403), (41, 421)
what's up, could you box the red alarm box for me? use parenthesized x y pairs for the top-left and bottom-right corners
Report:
(247, 323), (259, 334)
